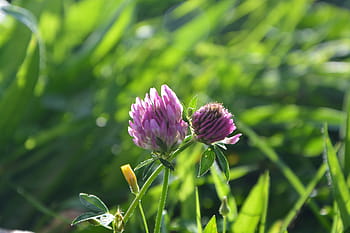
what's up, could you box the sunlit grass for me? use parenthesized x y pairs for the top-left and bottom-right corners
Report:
(0, 0), (350, 232)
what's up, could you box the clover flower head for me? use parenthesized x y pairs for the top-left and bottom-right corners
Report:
(128, 85), (188, 153)
(191, 103), (241, 145)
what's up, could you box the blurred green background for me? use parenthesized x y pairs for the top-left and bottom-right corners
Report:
(0, 0), (350, 232)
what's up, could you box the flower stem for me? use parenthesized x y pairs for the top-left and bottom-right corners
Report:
(124, 164), (163, 223)
(123, 139), (194, 224)
(154, 168), (170, 233)
(138, 201), (149, 233)
(169, 136), (194, 160)
(222, 216), (227, 233)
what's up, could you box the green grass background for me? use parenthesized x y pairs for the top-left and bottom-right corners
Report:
(1, 0), (350, 232)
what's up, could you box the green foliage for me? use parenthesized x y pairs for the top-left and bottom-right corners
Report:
(184, 95), (198, 121)
(203, 216), (218, 233)
(324, 124), (350, 231)
(232, 172), (270, 233)
(199, 147), (216, 177)
(198, 145), (231, 180)
(1, 0), (350, 232)
(278, 163), (327, 233)
(79, 193), (109, 214)
(213, 146), (230, 181)
(71, 193), (114, 230)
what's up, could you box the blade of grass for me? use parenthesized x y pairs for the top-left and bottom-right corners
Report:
(159, 0), (234, 67)
(259, 171), (270, 233)
(62, 0), (132, 75)
(196, 187), (203, 233)
(344, 91), (350, 178)
(331, 203), (343, 233)
(324, 123), (350, 230)
(0, 43), (40, 141)
(279, 163), (327, 233)
(229, 165), (258, 181)
(2, 4), (46, 83)
(240, 104), (345, 127)
(91, 0), (134, 63)
(203, 216), (217, 233)
(238, 121), (331, 230)
(0, 18), (30, 86)
(232, 172), (269, 233)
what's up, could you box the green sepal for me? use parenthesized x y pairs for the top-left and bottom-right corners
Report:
(198, 147), (216, 177)
(186, 95), (198, 118)
(142, 159), (156, 180)
(79, 193), (109, 213)
(135, 158), (156, 170)
(214, 145), (230, 181)
(182, 102), (189, 123)
(159, 158), (175, 171)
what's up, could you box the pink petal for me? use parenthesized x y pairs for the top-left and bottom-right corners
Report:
(222, 133), (242, 145)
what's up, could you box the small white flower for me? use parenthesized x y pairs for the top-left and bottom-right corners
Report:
(95, 213), (115, 228)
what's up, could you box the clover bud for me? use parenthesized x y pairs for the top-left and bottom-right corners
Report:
(113, 208), (124, 233)
(191, 103), (241, 145)
(219, 196), (230, 217)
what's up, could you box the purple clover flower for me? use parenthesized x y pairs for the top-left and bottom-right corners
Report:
(128, 85), (188, 153)
(191, 103), (241, 145)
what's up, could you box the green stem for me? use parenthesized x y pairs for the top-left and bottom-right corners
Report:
(138, 201), (149, 233)
(154, 168), (170, 233)
(222, 216), (227, 233)
(169, 137), (194, 160)
(123, 139), (194, 223)
(124, 164), (163, 223)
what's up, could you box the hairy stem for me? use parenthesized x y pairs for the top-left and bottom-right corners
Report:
(124, 164), (163, 223)
(154, 168), (170, 233)
(123, 139), (194, 223)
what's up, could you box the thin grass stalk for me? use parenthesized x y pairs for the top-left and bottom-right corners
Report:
(138, 201), (149, 233)
(222, 216), (227, 233)
(343, 91), (350, 178)
(279, 163), (327, 233)
(195, 187), (203, 233)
